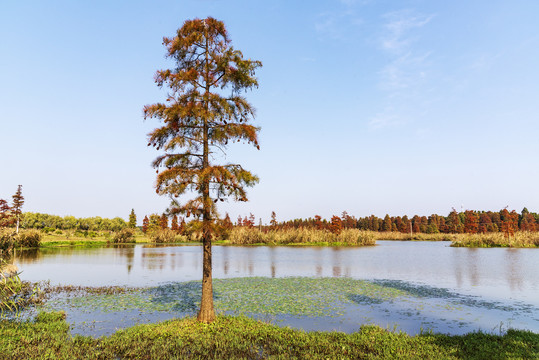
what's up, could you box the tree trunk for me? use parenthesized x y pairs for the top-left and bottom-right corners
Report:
(197, 230), (215, 322)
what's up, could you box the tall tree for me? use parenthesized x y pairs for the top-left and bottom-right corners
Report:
(128, 209), (137, 228)
(11, 185), (24, 234)
(144, 17), (261, 323)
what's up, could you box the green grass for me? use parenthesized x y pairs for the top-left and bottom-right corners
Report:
(0, 312), (537, 359)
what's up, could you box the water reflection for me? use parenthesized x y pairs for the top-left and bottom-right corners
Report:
(506, 249), (523, 291)
(13, 242), (539, 308)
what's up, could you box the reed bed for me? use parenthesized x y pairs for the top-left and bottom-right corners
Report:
(373, 231), (455, 241)
(451, 231), (539, 248)
(0, 229), (42, 253)
(149, 229), (188, 243)
(227, 228), (376, 246)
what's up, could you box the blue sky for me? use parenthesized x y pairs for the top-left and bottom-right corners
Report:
(1, 0), (538, 224)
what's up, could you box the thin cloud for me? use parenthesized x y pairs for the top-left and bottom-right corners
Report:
(369, 9), (435, 130)
(315, 1), (365, 41)
(382, 10), (435, 54)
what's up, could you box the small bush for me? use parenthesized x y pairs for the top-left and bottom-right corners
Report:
(17, 230), (42, 248)
(0, 229), (16, 253)
(112, 229), (135, 244)
(150, 229), (184, 243)
(42, 227), (55, 234)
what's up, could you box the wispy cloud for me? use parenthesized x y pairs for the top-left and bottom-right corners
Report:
(315, 1), (364, 41)
(369, 9), (435, 130)
(368, 112), (403, 129)
(381, 10), (435, 54)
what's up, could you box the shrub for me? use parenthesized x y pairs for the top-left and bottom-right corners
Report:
(150, 229), (185, 243)
(17, 229), (42, 248)
(112, 228), (135, 244)
(42, 227), (56, 234)
(0, 229), (16, 253)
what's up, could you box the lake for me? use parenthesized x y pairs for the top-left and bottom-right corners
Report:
(12, 241), (539, 337)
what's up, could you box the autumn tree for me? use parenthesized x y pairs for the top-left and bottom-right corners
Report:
(171, 215), (179, 231)
(463, 210), (479, 234)
(160, 214), (169, 229)
(11, 185), (24, 234)
(142, 216), (149, 233)
(144, 18), (261, 323)
(329, 215), (342, 235)
(0, 199), (12, 228)
(128, 209), (137, 228)
(382, 214), (392, 232)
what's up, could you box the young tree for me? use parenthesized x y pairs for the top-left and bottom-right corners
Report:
(142, 215), (149, 234)
(128, 209), (137, 228)
(329, 215), (342, 235)
(160, 214), (169, 229)
(144, 17), (262, 323)
(0, 199), (12, 228)
(270, 211), (277, 230)
(171, 215), (179, 231)
(11, 185), (24, 234)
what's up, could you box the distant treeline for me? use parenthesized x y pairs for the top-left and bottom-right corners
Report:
(20, 212), (128, 232)
(261, 208), (538, 236)
(11, 208), (539, 238)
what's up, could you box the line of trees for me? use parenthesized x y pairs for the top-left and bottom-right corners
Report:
(17, 213), (128, 232)
(259, 208), (538, 237)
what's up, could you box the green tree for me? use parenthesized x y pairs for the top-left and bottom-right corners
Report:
(128, 209), (137, 228)
(11, 185), (24, 234)
(144, 17), (261, 323)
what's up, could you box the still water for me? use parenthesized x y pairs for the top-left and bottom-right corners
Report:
(13, 241), (539, 336)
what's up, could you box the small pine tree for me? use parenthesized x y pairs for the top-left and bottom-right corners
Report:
(142, 216), (149, 233)
(171, 215), (179, 231)
(11, 185), (24, 234)
(223, 213), (233, 230)
(128, 209), (137, 228)
(160, 214), (168, 229)
(270, 211), (277, 229)
(0, 199), (12, 228)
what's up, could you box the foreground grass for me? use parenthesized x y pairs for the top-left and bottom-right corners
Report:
(1, 312), (537, 359)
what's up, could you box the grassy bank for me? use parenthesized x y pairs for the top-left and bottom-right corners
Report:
(1, 312), (537, 359)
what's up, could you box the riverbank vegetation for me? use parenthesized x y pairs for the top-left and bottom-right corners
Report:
(2, 206), (539, 249)
(0, 312), (537, 359)
(226, 227), (376, 246)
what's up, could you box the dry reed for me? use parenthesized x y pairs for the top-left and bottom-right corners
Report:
(227, 228), (376, 246)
